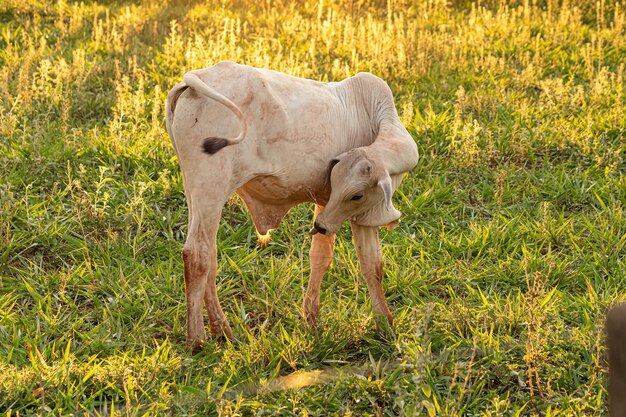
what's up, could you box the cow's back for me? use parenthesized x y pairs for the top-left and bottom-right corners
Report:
(169, 61), (353, 205)
(193, 61), (342, 148)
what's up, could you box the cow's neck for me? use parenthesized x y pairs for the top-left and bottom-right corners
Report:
(337, 73), (397, 150)
(336, 72), (417, 176)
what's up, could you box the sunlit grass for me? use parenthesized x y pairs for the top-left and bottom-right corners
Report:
(1, 0), (625, 415)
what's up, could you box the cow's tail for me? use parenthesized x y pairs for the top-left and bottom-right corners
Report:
(165, 82), (187, 151)
(182, 71), (248, 155)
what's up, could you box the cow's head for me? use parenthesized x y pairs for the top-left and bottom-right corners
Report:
(312, 148), (402, 235)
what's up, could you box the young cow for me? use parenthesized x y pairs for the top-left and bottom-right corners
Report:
(165, 61), (419, 350)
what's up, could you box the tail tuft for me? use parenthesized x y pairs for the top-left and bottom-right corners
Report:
(183, 71), (247, 155)
(202, 137), (230, 155)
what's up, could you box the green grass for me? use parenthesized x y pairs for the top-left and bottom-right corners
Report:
(1, 0), (625, 415)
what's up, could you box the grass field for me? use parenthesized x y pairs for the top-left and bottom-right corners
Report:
(1, 0), (625, 415)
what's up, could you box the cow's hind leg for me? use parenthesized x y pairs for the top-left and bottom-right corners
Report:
(202, 231), (234, 342)
(183, 190), (233, 351)
(350, 222), (393, 333)
(182, 235), (208, 351)
(304, 205), (336, 326)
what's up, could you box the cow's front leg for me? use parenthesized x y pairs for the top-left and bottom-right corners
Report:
(350, 222), (393, 330)
(304, 205), (336, 326)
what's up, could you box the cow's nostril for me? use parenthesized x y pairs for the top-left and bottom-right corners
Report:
(313, 222), (327, 235)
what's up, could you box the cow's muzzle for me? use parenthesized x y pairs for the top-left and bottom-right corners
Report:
(309, 222), (328, 236)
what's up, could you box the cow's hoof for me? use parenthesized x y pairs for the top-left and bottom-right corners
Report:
(210, 323), (235, 343)
(304, 311), (319, 327)
(186, 338), (207, 354)
(373, 313), (395, 341)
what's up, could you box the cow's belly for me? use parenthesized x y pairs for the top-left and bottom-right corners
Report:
(239, 174), (329, 206)
(236, 174), (330, 235)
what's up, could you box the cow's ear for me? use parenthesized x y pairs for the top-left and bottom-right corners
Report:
(378, 175), (393, 208)
(329, 151), (349, 169)
(327, 151), (349, 181)
(352, 173), (401, 227)
(328, 158), (341, 173)
(352, 201), (401, 228)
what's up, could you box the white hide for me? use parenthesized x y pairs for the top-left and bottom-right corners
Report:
(165, 61), (418, 349)
(166, 61), (418, 235)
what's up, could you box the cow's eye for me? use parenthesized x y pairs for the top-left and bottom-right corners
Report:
(350, 194), (363, 201)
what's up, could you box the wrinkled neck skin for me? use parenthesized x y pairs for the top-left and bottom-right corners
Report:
(312, 73), (419, 232)
(333, 72), (418, 176)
